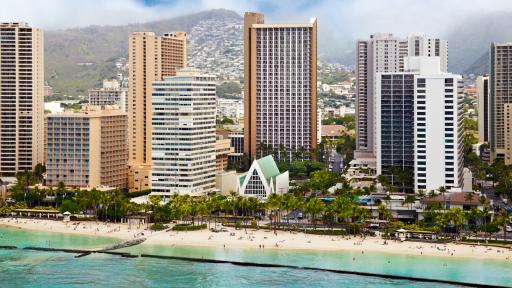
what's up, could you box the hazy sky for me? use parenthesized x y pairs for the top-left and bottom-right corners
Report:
(2, 0), (512, 39)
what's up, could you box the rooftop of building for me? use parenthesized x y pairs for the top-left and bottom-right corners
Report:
(321, 125), (349, 138)
(420, 192), (484, 206)
(46, 105), (126, 118)
(0, 22), (30, 28)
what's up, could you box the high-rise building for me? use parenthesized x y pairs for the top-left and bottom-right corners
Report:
(356, 33), (405, 160)
(46, 106), (128, 188)
(243, 12), (317, 161)
(151, 68), (216, 197)
(490, 43), (512, 162)
(375, 57), (463, 192)
(375, 72), (415, 192)
(355, 33), (448, 162)
(504, 104), (512, 164)
(477, 75), (490, 143)
(127, 31), (187, 190)
(407, 34), (448, 72)
(0, 22), (44, 175)
(89, 79), (128, 112)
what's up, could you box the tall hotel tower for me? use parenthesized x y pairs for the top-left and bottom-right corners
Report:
(128, 31), (187, 190)
(243, 12), (317, 161)
(489, 43), (512, 164)
(355, 33), (448, 163)
(0, 22), (44, 175)
(151, 69), (217, 197)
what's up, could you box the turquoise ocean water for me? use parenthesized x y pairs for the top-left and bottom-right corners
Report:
(0, 225), (510, 287)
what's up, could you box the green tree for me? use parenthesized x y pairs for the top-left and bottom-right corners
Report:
(304, 197), (325, 229)
(265, 193), (282, 229)
(59, 199), (80, 214)
(220, 117), (234, 125)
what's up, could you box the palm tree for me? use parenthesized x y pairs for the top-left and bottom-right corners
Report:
(298, 146), (307, 161)
(479, 205), (490, 240)
(377, 204), (392, 237)
(438, 186), (447, 210)
(278, 144), (287, 163)
(291, 145), (301, 160)
(494, 209), (510, 241)
(383, 193), (391, 210)
(265, 193), (281, 229)
(281, 194), (298, 229)
(396, 168), (411, 193)
(402, 194), (417, 222)
(304, 197), (325, 229)
(448, 208), (465, 239)
(403, 194), (416, 211)
(377, 204), (391, 221)
(465, 192), (474, 205)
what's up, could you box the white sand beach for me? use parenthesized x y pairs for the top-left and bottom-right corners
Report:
(1, 218), (511, 261)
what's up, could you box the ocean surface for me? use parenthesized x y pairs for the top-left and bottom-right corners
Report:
(0, 225), (510, 287)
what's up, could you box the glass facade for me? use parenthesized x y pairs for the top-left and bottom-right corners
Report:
(379, 74), (415, 192)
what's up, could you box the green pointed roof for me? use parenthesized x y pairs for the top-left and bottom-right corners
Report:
(239, 175), (246, 186)
(256, 155), (281, 180)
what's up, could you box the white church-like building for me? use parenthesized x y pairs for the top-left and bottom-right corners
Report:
(238, 155), (289, 200)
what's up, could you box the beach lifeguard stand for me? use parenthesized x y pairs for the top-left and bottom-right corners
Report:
(63, 211), (71, 222)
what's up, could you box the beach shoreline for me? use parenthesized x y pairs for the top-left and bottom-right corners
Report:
(1, 218), (511, 261)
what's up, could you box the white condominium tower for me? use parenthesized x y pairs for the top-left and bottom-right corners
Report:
(151, 68), (216, 197)
(355, 33), (448, 162)
(375, 57), (463, 192)
(0, 22), (44, 174)
(243, 12), (317, 161)
(88, 79), (128, 113)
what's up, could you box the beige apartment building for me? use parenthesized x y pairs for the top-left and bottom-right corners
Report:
(243, 12), (317, 161)
(216, 135), (234, 172)
(45, 106), (128, 189)
(127, 31), (187, 190)
(0, 22), (44, 175)
(504, 104), (512, 165)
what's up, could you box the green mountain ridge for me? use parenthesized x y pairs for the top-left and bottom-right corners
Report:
(45, 9), (242, 96)
(44, 9), (512, 96)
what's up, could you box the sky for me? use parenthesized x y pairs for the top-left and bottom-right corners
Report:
(2, 0), (512, 40)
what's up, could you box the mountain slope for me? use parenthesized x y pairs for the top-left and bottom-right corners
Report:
(446, 12), (512, 74)
(45, 9), (242, 96)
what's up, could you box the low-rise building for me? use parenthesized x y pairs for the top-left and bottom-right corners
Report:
(215, 170), (238, 195)
(88, 79), (128, 112)
(216, 135), (234, 172)
(238, 155), (289, 200)
(321, 125), (351, 141)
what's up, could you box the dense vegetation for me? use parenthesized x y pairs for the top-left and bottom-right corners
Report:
(1, 163), (510, 240)
(216, 81), (242, 98)
(321, 115), (355, 130)
(318, 70), (352, 85)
